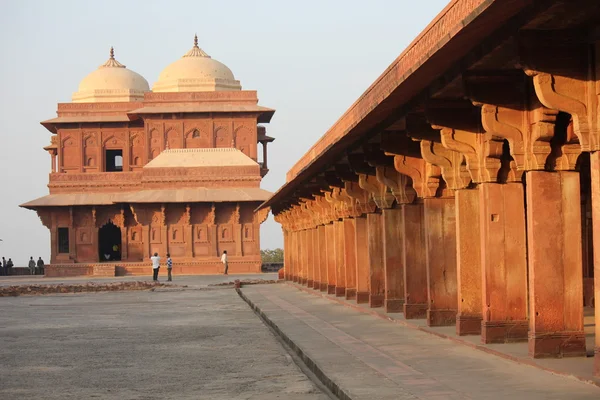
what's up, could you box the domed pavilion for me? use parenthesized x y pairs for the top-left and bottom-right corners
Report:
(21, 37), (275, 276)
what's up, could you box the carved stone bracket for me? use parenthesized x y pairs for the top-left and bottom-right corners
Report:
(375, 166), (416, 205)
(520, 30), (599, 153)
(255, 207), (270, 225)
(345, 181), (376, 215)
(439, 127), (504, 183)
(183, 204), (191, 225)
(37, 209), (52, 229)
(420, 140), (464, 192)
(232, 203), (240, 225)
(206, 203), (216, 227)
(358, 173), (395, 209)
(480, 103), (560, 174)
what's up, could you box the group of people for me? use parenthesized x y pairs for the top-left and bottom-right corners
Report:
(0, 257), (14, 276)
(28, 257), (45, 275)
(0, 256), (44, 276)
(150, 253), (173, 282)
(149, 250), (229, 282)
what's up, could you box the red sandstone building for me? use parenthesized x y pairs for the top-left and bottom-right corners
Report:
(22, 37), (274, 276)
(261, 0), (600, 378)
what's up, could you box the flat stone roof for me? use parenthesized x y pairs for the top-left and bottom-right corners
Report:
(144, 148), (259, 169)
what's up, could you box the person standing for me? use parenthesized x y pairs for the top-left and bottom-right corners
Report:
(36, 257), (45, 275)
(151, 252), (160, 282)
(166, 253), (173, 282)
(28, 257), (36, 275)
(1, 257), (6, 276)
(6, 258), (14, 276)
(221, 250), (228, 275)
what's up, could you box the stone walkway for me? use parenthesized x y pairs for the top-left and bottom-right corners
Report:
(240, 284), (600, 400)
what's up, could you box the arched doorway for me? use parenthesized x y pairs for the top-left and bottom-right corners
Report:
(99, 221), (121, 262)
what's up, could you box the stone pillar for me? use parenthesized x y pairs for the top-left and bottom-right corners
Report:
(367, 212), (385, 308)
(184, 225), (193, 258)
(292, 231), (300, 283)
(234, 223), (243, 257)
(208, 225), (217, 258)
(344, 218), (357, 300)
(92, 227), (99, 262)
(402, 203), (428, 319)
(382, 208), (404, 313)
(298, 229), (308, 285)
(121, 227), (128, 261)
(526, 171), (586, 358)
(455, 189), (482, 335)
(590, 152), (600, 377)
(291, 231), (298, 282)
(312, 227), (320, 289)
(424, 197), (457, 326)
(283, 230), (290, 281)
(334, 220), (346, 296)
(355, 216), (370, 303)
(297, 230), (303, 284)
(325, 223), (337, 294)
(318, 225), (328, 291)
(142, 225), (150, 261)
(160, 226), (168, 258)
(304, 229), (311, 286)
(307, 228), (314, 288)
(479, 183), (528, 343)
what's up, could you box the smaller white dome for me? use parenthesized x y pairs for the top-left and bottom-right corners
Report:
(153, 36), (241, 93)
(72, 48), (150, 103)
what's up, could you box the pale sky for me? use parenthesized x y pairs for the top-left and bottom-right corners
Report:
(0, 0), (448, 265)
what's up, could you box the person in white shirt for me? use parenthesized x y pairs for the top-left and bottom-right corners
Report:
(151, 252), (161, 281)
(221, 250), (228, 275)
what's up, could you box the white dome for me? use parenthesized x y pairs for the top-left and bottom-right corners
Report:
(152, 36), (241, 93)
(72, 48), (150, 103)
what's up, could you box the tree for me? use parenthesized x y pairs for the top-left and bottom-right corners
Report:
(260, 248), (284, 263)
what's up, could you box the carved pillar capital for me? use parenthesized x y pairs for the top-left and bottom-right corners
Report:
(358, 173), (394, 209)
(345, 180), (376, 215)
(420, 140), (463, 193)
(375, 166), (415, 205)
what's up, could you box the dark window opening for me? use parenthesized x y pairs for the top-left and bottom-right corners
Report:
(106, 150), (123, 172)
(58, 228), (69, 254)
(99, 221), (121, 262)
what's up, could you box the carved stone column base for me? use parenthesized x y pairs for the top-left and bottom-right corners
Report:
(356, 291), (369, 304)
(327, 284), (336, 295)
(481, 320), (528, 344)
(301, 278), (308, 285)
(404, 303), (427, 319)
(427, 309), (456, 327)
(292, 276), (299, 283)
(307, 279), (313, 288)
(456, 314), (482, 336)
(384, 299), (404, 313)
(319, 283), (328, 292)
(369, 294), (384, 308)
(335, 286), (346, 297)
(345, 288), (357, 300)
(312, 281), (321, 290)
(528, 331), (587, 359)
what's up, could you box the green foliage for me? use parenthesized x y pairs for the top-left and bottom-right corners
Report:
(261, 248), (284, 263)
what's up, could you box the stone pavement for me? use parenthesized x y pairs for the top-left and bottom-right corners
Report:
(240, 284), (600, 400)
(0, 280), (329, 400)
(0, 272), (278, 288)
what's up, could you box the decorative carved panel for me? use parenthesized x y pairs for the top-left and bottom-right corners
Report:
(214, 126), (232, 148)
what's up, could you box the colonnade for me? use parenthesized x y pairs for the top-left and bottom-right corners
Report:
(274, 42), (600, 376)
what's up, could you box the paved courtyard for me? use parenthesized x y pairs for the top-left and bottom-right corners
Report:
(0, 280), (329, 400)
